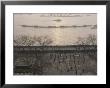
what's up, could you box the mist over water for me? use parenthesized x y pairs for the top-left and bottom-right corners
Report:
(14, 13), (97, 45)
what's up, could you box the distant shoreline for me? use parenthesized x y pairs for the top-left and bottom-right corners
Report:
(21, 25), (97, 29)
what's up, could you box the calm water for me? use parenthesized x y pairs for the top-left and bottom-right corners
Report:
(14, 26), (96, 45)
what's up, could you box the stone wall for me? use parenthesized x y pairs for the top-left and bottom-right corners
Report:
(14, 45), (97, 75)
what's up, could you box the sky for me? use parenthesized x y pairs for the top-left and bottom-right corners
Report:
(14, 13), (97, 45)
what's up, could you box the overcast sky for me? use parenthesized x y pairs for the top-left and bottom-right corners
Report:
(14, 13), (97, 45)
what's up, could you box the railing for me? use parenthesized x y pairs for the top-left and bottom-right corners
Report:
(14, 45), (97, 52)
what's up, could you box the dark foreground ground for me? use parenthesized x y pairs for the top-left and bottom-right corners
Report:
(14, 45), (97, 75)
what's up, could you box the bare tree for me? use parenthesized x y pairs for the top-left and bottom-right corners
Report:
(76, 37), (86, 45)
(35, 36), (53, 46)
(14, 35), (36, 46)
(14, 35), (53, 46)
(86, 34), (97, 45)
(76, 34), (97, 45)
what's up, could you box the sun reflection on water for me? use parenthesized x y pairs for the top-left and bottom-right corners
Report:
(52, 21), (63, 45)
